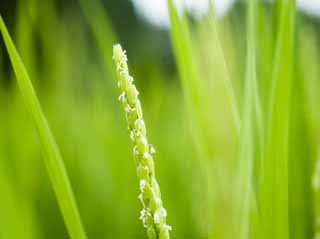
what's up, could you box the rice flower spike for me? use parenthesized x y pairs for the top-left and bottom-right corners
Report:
(113, 44), (171, 239)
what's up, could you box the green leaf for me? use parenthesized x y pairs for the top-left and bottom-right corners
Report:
(0, 16), (86, 239)
(167, 0), (240, 159)
(259, 1), (295, 239)
(237, 0), (261, 237)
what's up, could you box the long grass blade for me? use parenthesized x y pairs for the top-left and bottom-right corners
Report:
(259, 1), (295, 238)
(288, 22), (318, 239)
(0, 16), (86, 239)
(167, 0), (212, 158)
(167, 0), (240, 162)
(207, 1), (241, 136)
(237, 0), (260, 237)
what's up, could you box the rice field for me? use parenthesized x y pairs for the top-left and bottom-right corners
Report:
(0, 0), (319, 238)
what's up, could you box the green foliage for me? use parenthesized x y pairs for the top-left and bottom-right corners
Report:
(0, 1), (319, 239)
(259, 1), (295, 239)
(0, 16), (86, 239)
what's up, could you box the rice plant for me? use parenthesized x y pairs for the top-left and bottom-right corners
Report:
(0, 0), (319, 239)
(113, 44), (171, 239)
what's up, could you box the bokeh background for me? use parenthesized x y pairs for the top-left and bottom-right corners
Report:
(0, 0), (320, 238)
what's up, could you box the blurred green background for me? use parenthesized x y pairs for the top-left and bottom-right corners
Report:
(0, 0), (320, 238)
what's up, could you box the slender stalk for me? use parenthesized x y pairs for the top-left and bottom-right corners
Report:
(259, 1), (295, 238)
(113, 44), (171, 239)
(237, 0), (259, 238)
(0, 16), (86, 239)
(208, 1), (241, 136)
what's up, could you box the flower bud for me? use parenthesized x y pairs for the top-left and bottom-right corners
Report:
(113, 44), (124, 63)
(149, 195), (162, 212)
(127, 84), (139, 106)
(154, 208), (165, 225)
(135, 101), (143, 118)
(136, 136), (148, 154)
(140, 180), (153, 200)
(139, 208), (153, 227)
(159, 225), (171, 239)
(126, 108), (138, 129)
(137, 165), (149, 180)
(119, 74), (130, 92)
(147, 226), (157, 239)
(135, 118), (146, 136)
(142, 152), (155, 175)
